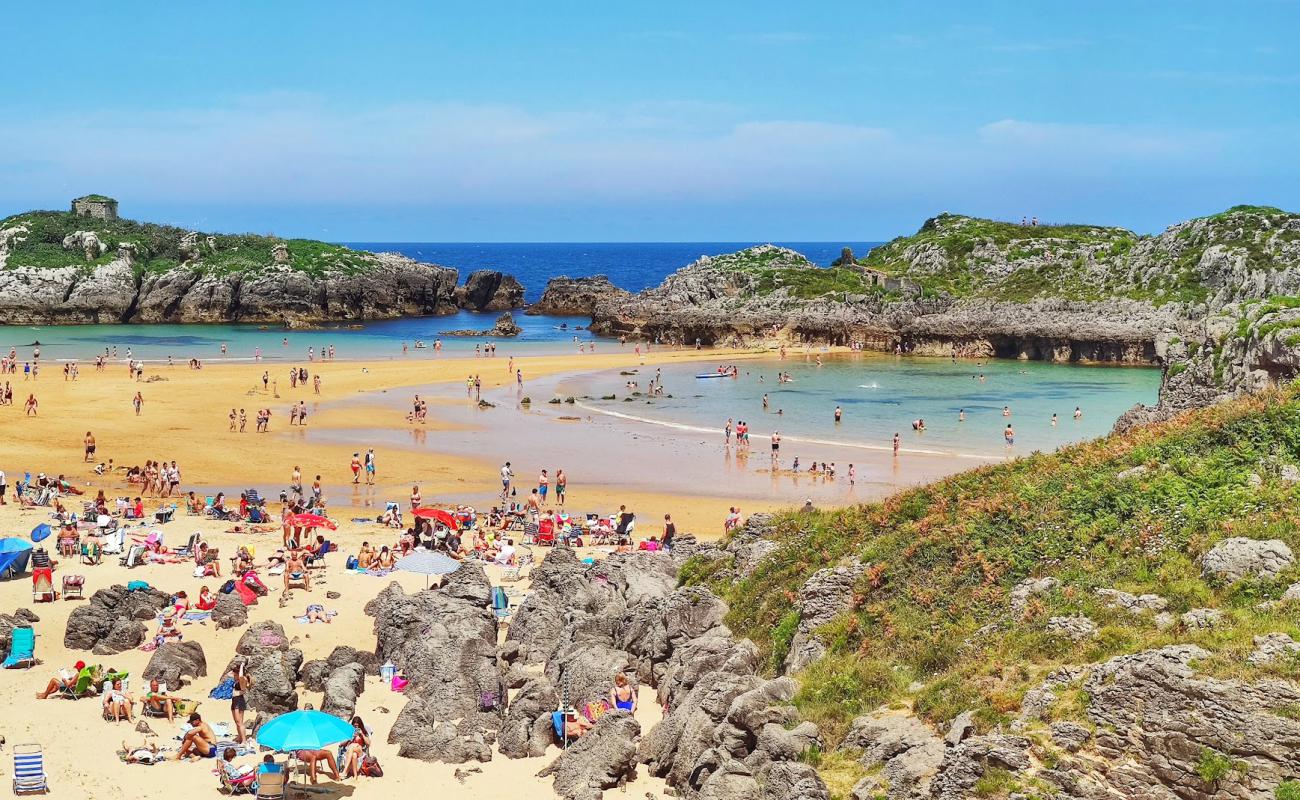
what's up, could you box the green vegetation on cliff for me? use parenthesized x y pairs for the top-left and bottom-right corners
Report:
(689, 244), (897, 300)
(0, 210), (377, 278)
(684, 389), (1300, 744)
(860, 206), (1300, 306)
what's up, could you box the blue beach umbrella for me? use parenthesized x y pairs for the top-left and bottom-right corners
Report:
(256, 710), (355, 752)
(0, 538), (34, 580)
(30, 524), (52, 543)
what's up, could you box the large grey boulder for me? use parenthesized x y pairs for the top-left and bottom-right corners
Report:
(499, 677), (560, 758)
(388, 709), (493, 763)
(366, 567), (503, 759)
(537, 710), (640, 799)
(929, 735), (1031, 800)
(321, 662), (365, 719)
(64, 584), (169, 654)
(1202, 537), (1294, 582)
(232, 621), (302, 714)
(142, 641), (208, 689)
(212, 591), (248, 630)
(763, 761), (830, 800)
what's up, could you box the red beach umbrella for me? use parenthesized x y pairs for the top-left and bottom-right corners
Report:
(288, 513), (337, 530)
(412, 507), (457, 528)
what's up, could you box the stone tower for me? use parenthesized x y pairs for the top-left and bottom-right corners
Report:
(71, 195), (119, 221)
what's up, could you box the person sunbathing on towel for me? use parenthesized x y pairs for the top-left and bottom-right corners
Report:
(176, 712), (216, 760)
(563, 708), (593, 739)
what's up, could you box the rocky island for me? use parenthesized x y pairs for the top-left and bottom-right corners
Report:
(0, 196), (523, 325)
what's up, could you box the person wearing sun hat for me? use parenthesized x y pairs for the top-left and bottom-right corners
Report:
(35, 660), (87, 699)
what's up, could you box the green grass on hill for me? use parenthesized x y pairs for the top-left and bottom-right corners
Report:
(0, 210), (378, 278)
(683, 388), (1300, 746)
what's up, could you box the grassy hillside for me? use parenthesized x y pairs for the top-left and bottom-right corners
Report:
(686, 245), (897, 301)
(860, 206), (1300, 305)
(0, 210), (378, 278)
(683, 388), (1300, 750)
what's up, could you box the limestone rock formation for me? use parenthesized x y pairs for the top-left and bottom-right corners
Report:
(142, 641), (208, 689)
(455, 270), (525, 311)
(529, 275), (631, 316)
(232, 621), (302, 714)
(64, 584), (169, 654)
(1202, 537), (1294, 582)
(784, 560), (866, 672)
(536, 710), (641, 799)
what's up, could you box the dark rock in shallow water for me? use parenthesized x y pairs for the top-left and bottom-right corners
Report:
(455, 270), (525, 311)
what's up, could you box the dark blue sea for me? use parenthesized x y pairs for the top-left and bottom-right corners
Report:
(343, 242), (884, 302)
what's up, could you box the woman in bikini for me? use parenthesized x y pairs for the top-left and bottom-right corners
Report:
(609, 673), (637, 713)
(376, 546), (395, 570)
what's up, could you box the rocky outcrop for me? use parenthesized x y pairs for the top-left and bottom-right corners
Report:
(1085, 644), (1300, 799)
(784, 560), (866, 672)
(440, 311), (522, 337)
(528, 275), (630, 316)
(321, 662), (366, 719)
(1202, 537), (1294, 582)
(212, 592), (248, 630)
(64, 584), (169, 654)
(365, 565), (503, 762)
(142, 641), (208, 689)
(537, 710), (641, 799)
(499, 677), (560, 758)
(232, 621), (302, 714)
(843, 713), (945, 800)
(455, 270), (525, 311)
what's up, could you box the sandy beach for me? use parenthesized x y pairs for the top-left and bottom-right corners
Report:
(0, 345), (1009, 799)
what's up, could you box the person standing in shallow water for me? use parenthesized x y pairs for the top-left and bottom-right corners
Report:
(834, 405), (842, 423)
(1004, 424), (1015, 446)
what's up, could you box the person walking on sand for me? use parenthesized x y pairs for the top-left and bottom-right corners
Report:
(350, 453), (361, 484)
(848, 463), (856, 486)
(555, 469), (566, 506)
(500, 461), (513, 498)
(893, 432), (900, 456)
(516, 368), (523, 388)
(84, 431), (96, 462)
(538, 469), (549, 503)
(365, 448), (376, 485)
(133, 391), (143, 415)
(24, 393), (37, 416)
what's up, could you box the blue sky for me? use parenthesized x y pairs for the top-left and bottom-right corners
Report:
(1, 1), (1297, 241)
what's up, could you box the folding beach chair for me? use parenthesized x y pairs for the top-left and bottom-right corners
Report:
(62, 574), (86, 601)
(12, 743), (48, 794)
(2, 626), (36, 669)
(32, 569), (55, 603)
(119, 543), (145, 568)
(255, 767), (286, 800)
(174, 531), (201, 559)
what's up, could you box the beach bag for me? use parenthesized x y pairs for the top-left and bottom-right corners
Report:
(391, 676), (409, 692)
(491, 586), (508, 611)
(210, 677), (235, 700)
(361, 755), (383, 778)
(127, 580), (150, 592)
(346, 555), (358, 570)
(219, 579), (236, 594)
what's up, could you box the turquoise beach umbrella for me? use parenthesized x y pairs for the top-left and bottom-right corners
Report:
(256, 710), (355, 752)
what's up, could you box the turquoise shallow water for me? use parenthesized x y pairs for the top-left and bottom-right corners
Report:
(553, 352), (1161, 458)
(0, 313), (598, 362)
